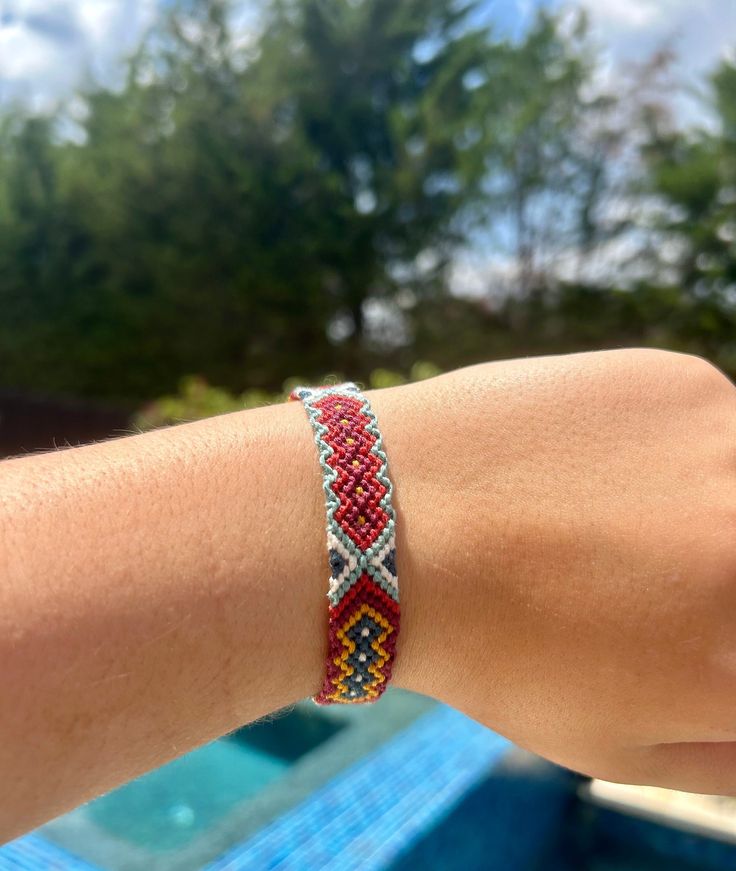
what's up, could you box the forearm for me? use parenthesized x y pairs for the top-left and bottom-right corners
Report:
(0, 399), (363, 839)
(6, 348), (736, 840)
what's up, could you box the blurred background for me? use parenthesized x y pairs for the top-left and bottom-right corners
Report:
(4, 3), (736, 871)
(1, 0), (736, 449)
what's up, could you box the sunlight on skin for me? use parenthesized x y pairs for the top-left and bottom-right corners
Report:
(3, 349), (736, 841)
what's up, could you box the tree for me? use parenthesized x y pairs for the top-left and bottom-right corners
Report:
(468, 10), (601, 295)
(637, 58), (736, 370)
(0, 0), (496, 401)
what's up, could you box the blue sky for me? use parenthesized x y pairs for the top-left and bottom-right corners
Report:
(1, 1), (735, 112)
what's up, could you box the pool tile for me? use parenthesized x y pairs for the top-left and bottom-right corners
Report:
(204, 705), (510, 871)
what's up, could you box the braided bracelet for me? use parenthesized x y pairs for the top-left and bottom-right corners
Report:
(289, 382), (400, 704)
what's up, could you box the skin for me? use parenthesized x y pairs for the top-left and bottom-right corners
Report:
(2, 347), (736, 842)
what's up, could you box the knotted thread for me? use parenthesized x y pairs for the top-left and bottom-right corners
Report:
(290, 383), (400, 704)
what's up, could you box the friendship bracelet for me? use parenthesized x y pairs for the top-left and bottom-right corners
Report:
(289, 382), (400, 704)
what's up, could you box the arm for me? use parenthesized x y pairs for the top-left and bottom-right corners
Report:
(0, 397), (333, 840)
(3, 348), (736, 842)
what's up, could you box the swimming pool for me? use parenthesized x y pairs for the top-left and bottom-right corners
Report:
(6, 693), (736, 871)
(86, 740), (288, 852)
(3, 690), (438, 870)
(85, 704), (347, 853)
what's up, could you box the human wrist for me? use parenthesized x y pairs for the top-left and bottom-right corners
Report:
(366, 378), (486, 703)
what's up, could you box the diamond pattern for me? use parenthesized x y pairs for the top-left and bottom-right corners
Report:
(290, 384), (399, 704)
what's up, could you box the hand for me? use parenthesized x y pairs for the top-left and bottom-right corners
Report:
(374, 349), (736, 794)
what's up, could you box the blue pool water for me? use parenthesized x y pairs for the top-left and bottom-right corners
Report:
(7, 696), (736, 871)
(86, 739), (288, 852)
(5, 701), (353, 870)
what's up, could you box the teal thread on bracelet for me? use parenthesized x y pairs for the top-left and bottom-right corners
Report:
(289, 382), (400, 704)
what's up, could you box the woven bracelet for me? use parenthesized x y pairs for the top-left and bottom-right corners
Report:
(289, 382), (400, 704)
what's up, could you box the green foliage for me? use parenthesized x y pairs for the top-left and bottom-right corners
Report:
(1, 0), (736, 408)
(633, 58), (736, 366)
(0, 0), (494, 402)
(475, 10), (598, 289)
(135, 361), (441, 428)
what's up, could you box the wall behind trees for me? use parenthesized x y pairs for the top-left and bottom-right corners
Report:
(1, 0), (735, 410)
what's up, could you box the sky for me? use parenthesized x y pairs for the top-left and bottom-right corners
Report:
(1, 0), (735, 112)
(0, 1), (157, 107)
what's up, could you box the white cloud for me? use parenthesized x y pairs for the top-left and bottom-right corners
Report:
(583, 0), (669, 29)
(0, 0), (158, 109)
(579, 0), (735, 75)
(572, 0), (736, 128)
(1, 0), (734, 115)
(0, 19), (56, 80)
(0, 0), (264, 109)
(77, 1), (124, 45)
